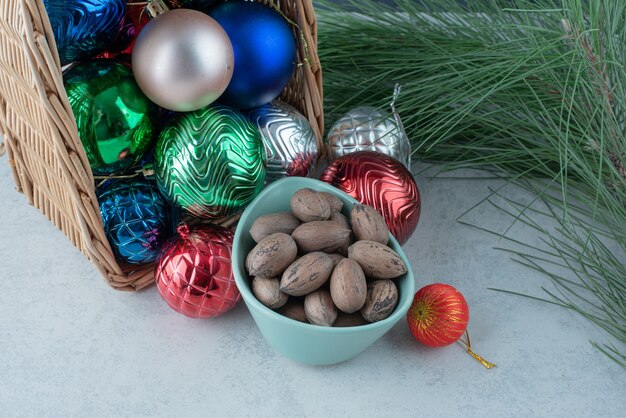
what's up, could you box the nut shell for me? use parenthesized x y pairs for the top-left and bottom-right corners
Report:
(252, 277), (288, 309)
(249, 212), (300, 243)
(361, 280), (399, 322)
(291, 221), (351, 253)
(320, 191), (343, 212)
(277, 298), (308, 322)
(334, 312), (368, 327)
(280, 252), (334, 296)
(351, 205), (389, 245)
(246, 233), (297, 278)
(348, 240), (407, 279)
(290, 188), (332, 222)
(304, 289), (338, 326)
(328, 253), (345, 267)
(330, 211), (351, 230)
(330, 259), (367, 313)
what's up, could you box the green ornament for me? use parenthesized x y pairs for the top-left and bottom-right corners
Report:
(155, 106), (267, 219)
(64, 60), (158, 175)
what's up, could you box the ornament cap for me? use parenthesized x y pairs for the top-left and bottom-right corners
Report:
(176, 223), (191, 239)
(390, 83), (411, 167)
(142, 162), (155, 178)
(146, 0), (170, 18)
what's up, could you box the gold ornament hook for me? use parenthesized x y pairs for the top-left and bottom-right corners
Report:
(459, 331), (496, 369)
(266, 1), (312, 68)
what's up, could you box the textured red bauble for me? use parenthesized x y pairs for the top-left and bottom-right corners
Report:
(407, 283), (469, 347)
(320, 151), (420, 245)
(156, 223), (241, 318)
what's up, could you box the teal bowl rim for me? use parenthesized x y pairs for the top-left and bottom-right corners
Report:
(232, 177), (416, 335)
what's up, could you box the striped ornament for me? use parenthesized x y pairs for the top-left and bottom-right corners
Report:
(407, 283), (470, 347)
(155, 106), (266, 219)
(320, 151), (420, 245)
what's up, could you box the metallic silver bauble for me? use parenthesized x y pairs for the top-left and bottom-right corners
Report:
(132, 8), (234, 112)
(247, 100), (318, 183)
(326, 106), (411, 168)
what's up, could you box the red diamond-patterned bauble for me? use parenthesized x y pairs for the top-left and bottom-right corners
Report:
(155, 223), (241, 318)
(407, 283), (469, 347)
(320, 151), (420, 245)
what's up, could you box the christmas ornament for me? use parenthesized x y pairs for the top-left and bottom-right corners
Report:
(156, 223), (241, 318)
(64, 60), (159, 175)
(320, 151), (420, 245)
(154, 106), (266, 219)
(97, 178), (171, 265)
(132, 0), (234, 112)
(327, 106), (411, 168)
(407, 283), (496, 369)
(97, 4), (149, 60)
(44, 0), (126, 65)
(210, 1), (297, 109)
(407, 283), (469, 347)
(247, 100), (318, 182)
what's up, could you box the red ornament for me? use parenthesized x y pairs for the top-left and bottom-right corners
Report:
(96, 4), (148, 59)
(407, 283), (469, 347)
(156, 223), (241, 318)
(320, 151), (420, 245)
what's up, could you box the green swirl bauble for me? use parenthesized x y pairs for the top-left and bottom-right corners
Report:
(64, 60), (158, 175)
(155, 106), (267, 219)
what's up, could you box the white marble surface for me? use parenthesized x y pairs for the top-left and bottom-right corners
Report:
(0, 156), (623, 417)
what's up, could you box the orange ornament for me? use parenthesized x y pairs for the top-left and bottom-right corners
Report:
(407, 283), (469, 347)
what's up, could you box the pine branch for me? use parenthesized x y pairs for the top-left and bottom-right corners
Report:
(318, 0), (626, 364)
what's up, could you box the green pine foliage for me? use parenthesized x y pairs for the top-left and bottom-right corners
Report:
(318, 0), (625, 366)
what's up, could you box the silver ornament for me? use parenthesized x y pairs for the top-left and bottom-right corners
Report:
(132, 5), (234, 112)
(326, 106), (411, 168)
(247, 100), (318, 183)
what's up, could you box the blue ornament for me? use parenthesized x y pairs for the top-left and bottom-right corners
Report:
(44, 0), (126, 65)
(98, 179), (172, 265)
(209, 1), (297, 109)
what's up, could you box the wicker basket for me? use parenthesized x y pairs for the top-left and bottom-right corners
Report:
(0, 0), (324, 291)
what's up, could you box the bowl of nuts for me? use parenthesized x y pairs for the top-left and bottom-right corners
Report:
(232, 177), (416, 365)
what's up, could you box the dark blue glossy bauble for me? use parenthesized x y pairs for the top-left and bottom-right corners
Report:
(209, 1), (297, 109)
(44, 0), (126, 65)
(97, 179), (171, 265)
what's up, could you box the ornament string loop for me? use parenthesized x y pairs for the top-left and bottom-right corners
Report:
(266, 1), (312, 68)
(390, 83), (401, 115)
(125, 1), (149, 23)
(94, 164), (155, 188)
(176, 223), (191, 239)
(390, 82), (408, 144)
(460, 331), (496, 369)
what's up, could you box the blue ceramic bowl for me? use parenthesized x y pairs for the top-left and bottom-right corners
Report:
(233, 177), (415, 365)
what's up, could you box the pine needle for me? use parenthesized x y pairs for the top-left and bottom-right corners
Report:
(318, 0), (626, 366)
